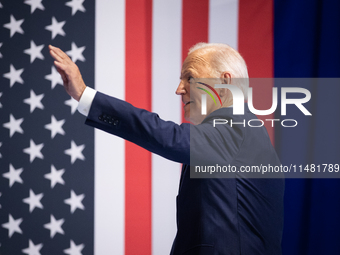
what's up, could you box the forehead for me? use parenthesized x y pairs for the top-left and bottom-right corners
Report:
(181, 51), (211, 78)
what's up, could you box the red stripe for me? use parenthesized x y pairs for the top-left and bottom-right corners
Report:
(181, 0), (209, 123)
(125, 0), (152, 254)
(197, 82), (223, 106)
(238, 0), (275, 144)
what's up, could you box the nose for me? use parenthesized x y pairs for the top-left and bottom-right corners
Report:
(176, 81), (186, 95)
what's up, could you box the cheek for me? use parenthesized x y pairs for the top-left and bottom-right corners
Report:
(191, 91), (202, 103)
(206, 99), (215, 108)
(190, 101), (202, 118)
(206, 100), (219, 114)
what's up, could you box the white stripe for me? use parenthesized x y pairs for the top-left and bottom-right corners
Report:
(209, 0), (239, 50)
(201, 94), (207, 115)
(95, 1), (125, 255)
(152, 0), (182, 254)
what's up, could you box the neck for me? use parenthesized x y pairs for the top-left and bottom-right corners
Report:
(221, 96), (233, 108)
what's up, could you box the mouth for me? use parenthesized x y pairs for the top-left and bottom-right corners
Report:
(184, 101), (192, 107)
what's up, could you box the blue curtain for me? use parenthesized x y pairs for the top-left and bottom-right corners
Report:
(274, 0), (340, 254)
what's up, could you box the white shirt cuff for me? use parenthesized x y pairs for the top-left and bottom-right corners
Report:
(77, 87), (97, 116)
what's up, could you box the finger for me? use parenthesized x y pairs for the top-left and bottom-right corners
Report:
(56, 66), (67, 81)
(56, 68), (68, 85)
(49, 45), (75, 66)
(49, 45), (65, 60)
(60, 74), (68, 85)
(59, 73), (67, 84)
(51, 45), (71, 61)
(54, 60), (67, 71)
(49, 49), (64, 62)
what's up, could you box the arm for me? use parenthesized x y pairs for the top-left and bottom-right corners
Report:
(49, 45), (190, 163)
(48, 45), (237, 166)
(85, 92), (190, 164)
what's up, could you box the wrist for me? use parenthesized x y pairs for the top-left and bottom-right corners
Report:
(78, 84), (87, 101)
(77, 87), (97, 116)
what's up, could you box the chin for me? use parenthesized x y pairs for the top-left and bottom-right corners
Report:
(187, 115), (200, 125)
(184, 109), (200, 124)
(184, 114), (195, 124)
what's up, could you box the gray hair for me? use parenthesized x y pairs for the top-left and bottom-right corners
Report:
(188, 43), (249, 99)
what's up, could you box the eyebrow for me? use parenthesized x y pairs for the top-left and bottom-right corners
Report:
(180, 69), (192, 80)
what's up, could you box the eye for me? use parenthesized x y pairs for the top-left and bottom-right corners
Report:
(188, 76), (193, 82)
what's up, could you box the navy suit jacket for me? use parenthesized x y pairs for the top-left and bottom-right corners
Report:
(85, 92), (284, 255)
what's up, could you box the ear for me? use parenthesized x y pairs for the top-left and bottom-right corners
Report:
(218, 72), (232, 97)
(221, 72), (232, 84)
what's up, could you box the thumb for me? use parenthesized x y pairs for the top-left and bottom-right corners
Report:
(55, 64), (68, 84)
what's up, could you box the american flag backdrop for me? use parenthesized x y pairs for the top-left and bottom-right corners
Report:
(0, 0), (95, 255)
(0, 0), (275, 254)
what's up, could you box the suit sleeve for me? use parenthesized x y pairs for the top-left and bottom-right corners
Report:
(85, 92), (191, 164)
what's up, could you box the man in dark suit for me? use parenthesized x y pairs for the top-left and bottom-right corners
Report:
(49, 43), (284, 255)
